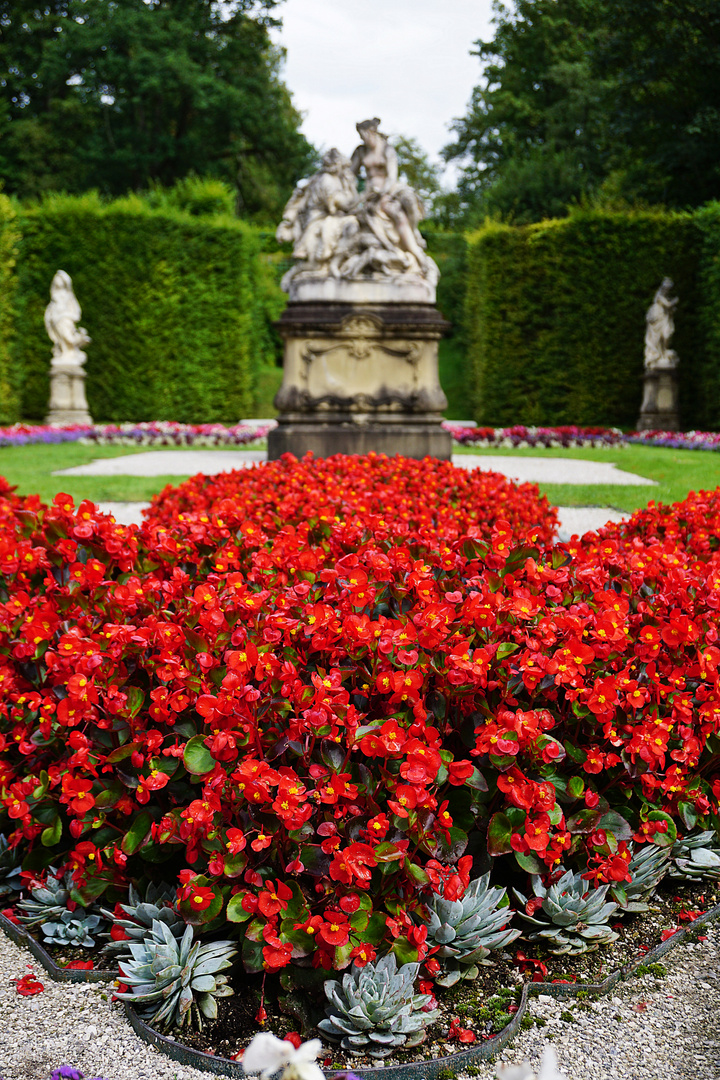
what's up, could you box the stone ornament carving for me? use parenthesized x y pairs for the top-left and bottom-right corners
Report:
(277, 119), (439, 303)
(644, 277), (679, 370)
(45, 270), (93, 424)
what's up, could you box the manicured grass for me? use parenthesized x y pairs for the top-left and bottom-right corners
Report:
(1, 439), (719, 513)
(0, 442), (265, 505)
(453, 443), (720, 512)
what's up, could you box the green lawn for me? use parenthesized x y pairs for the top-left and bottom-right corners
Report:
(453, 443), (720, 513)
(1, 439), (719, 513)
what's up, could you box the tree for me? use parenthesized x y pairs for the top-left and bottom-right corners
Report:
(390, 135), (443, 211)
(593, 0), (720, 208)
(0, 0), (316, 220)
(444, 0), (720, 224)
(443, 0), (609, 225)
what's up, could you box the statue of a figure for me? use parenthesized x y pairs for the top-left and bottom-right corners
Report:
(277, 149), (359, 279)
(276, 118), (439, 297)
(45, 270), (93, 424)
(45, 270), (91, 367)
(644, 277), (679, 370)
(348, 118), (436, 282)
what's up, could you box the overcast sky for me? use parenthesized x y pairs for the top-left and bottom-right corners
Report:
(272, 0), (496, 177)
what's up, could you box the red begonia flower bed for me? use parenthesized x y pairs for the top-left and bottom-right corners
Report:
(0, 455), (718, 982)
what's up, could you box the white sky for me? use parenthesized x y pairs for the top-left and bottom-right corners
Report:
(272, 0), (496, 179)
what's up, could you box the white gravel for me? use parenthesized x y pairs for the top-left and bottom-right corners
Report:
(1, 926), (719, 1080)
(0, 932), (211, 1080)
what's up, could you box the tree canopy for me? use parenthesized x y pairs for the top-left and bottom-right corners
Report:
(444, 0), (720, 225)
(0, 0), (316, 220)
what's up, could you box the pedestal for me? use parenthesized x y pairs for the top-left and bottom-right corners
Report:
(637, 369), (679, 431)
(46, 362), (93, 425)
(268, 300), (452, 460)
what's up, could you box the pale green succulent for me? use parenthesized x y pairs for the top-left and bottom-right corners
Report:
(16, 867), (72, 928)
(318, 954), (439, 1059)
(670, 830), (720, 881)
(0, 834), (22, 900)
(514, 870), (619, 955)
(611, 844), (671, 912)
(114, 920), (236, 1032)
(423, 873), (521, 987)
(40, 910), (105, 948)
(100, 882), (185, 956)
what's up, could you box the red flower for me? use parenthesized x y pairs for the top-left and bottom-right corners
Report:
(14, 971), (44, 996)
(318, 911), (350, 948)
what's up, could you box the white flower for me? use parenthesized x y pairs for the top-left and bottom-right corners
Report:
(242, 1032), (324, 1080)
(497, 1046), (570, 1080)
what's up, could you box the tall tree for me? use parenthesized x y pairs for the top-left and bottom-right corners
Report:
(0, 0), (316, 220)
(444, 0), (720, 225)
(594, 0), (720, 208)
(443, 0), (609, 224)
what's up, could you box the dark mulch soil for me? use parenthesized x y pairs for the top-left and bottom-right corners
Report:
(155, 878), (719, 1069)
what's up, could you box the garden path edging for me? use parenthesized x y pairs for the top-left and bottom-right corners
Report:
(115, 899), (720, 1080)
(0, 911), (116, 984)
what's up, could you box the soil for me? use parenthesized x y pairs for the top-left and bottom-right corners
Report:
(6, 912), (119, 973)
(146, 877), (719, 1069)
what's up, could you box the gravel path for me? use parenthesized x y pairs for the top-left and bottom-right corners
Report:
(55, 451), (655, 487)
(1, 926), (719, 1080)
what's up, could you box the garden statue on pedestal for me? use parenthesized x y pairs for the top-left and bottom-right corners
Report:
(269, 118), (451, 460)
(45, 270), (93, 425)
(637, 277), (680, 431)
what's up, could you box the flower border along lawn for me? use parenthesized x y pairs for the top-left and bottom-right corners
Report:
(2, 438), (720, 514)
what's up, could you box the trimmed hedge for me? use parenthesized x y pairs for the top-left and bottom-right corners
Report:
(424, 231), (469, 420)
(0, 196), (20, 425)
(12, 193), (274, 423)
(696, 203), (720, 431)
(465, 210), (705, 429)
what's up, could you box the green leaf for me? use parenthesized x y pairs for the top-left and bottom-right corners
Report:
(678, 801), (699, 831)
(32, 770), (49, 800)
(183, 735), (215, 775)
(70, 877), (109, 906)
(227, 893), (254, 923)
(242, 920), (266, 974)
(126, 687), (145, 719)
(40, 815), (62, 848)
(646, 810), (677, 848)
(404, 859), (430, 886)
(334, 942), (354, 970)
(496, 642), (519, 660)
(567, 776), (585, 799)
(391, 937), (419, 966)
(567, 808), (602, 834)
(121, 811), (152, 855)
(515, 851), (544, 874)
(598, 810), (633, 842)
(106, 742), (140, 764)
(487, 812), (513, 855)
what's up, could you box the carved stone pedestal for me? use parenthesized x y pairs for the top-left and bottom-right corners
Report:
(268, 301), (452, 460)
(637, 369), (679, 431)
(46, 362), (93, 425)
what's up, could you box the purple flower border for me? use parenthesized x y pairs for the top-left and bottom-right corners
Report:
(2, 420), (720, 453)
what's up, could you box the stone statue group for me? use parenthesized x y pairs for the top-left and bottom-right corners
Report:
(276, 118), (438, 295)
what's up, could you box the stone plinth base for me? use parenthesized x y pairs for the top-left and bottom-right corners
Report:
(47, 363), (93, 426)
(269, 419), (452, 460)
(270, 300), (450, 460)
(637, 369), (679, 431)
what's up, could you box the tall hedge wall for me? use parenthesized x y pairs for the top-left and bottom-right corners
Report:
(0, 196), (20, 425)
(696, 203), (720, 431)
(13, 193), (273, 423)
(423, 231), (469, 420)
(465, 211), (705, 429)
